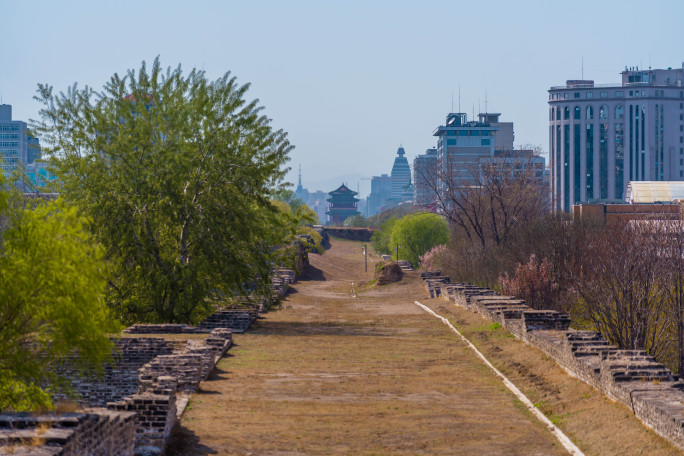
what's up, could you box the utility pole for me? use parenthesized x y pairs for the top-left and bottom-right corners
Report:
(396, 243), (399, 261)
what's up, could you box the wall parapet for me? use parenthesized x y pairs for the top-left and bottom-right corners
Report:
(422, 272), (684, 451)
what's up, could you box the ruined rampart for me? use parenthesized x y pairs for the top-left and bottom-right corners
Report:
(422, 271), (684, 451)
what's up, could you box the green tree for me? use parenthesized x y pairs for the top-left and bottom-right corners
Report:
(390, 212), (449, 266)
(0, 190), (118, 411)
(371, 217), (398, 255)
(34, 58), (293, 324)
(344, 214), (369, 227)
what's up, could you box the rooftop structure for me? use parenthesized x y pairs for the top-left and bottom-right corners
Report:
(624, 181), (684, 204)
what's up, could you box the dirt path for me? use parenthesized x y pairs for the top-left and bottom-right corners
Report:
(167, 238), (681, 456)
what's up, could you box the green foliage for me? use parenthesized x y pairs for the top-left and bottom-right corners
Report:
(389, 212), (449, 266)
(33, 58), (293, 324)
(273, 189), (318, 225)
(0, 192), (119, 411)
(298, 225), (325, 254)
(344, 214), (369, 227)
(371, 217), (398, 255)
(367, 205), (416, 228)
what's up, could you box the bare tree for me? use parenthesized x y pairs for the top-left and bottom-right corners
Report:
(415, 149), (548, 249)
(573, 222), (672, 357)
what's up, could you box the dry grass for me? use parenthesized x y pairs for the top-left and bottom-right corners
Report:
(166, 238), (682, 456)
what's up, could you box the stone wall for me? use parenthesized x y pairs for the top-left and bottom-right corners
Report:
(422, 272), (684, 451)
(0, 409), (137, 455)
(3, 328), (233, 456)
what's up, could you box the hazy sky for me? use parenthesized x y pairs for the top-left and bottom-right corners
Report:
(3, 0), (683, 196)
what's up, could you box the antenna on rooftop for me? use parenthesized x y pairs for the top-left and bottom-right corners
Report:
(451, 91), (454, 113)
(458, 85), (461, 113)
(484, 89), (488, 114)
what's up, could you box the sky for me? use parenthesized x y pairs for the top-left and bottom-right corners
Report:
(3, 0), (683, 197)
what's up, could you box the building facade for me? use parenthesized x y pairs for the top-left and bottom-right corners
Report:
(548, 65), (684, 212)
(0, 104), (41, 180)
(434, 113), (498, 187)
(390, 146), (411, 199)
(326, 184), (360, 225)
(413, 148), (438, 207)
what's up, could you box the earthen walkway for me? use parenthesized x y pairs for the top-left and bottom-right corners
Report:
(167, 238), (681, 456)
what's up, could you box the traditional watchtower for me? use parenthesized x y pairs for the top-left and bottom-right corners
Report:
(326, 183), (360, 225)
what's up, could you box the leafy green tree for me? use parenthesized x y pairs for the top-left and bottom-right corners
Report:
(33, 58), (293, 324)
(0, 189), (118, 411)
(390, 212), (449, 266)
(371, 217), (398, 255)
(344, 214), (369, 227)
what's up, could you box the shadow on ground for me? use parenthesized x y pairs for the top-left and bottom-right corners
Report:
(166, 423), (218, 456)
(299, 264), (326, 281)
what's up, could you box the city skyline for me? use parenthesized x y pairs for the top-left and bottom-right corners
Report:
(2, 0), (683, 197)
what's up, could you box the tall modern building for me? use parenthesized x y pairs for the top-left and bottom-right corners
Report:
(549, 65), (684, 212)
(366, 173), (392, 217)
(413, 148), (438, 206)
(0, 104), (41, 180)
(434, 113), (498, 186)
(390, 146), (411, 199)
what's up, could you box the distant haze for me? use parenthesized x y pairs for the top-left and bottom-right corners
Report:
(3, 0), (682, 198)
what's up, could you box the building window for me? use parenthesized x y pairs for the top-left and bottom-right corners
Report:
(641, 90), (646, 96)
(629, 91), (633, 96)
(557, 107), (561, 120)
(681, 114), (684, 121)
(574, 106), (581, 120)
(616, 91), (624, 97)
(587, 92), (593, 99)
(481, 139), (490, 146)
(564, 93), (569, 99)
(600, 91), (608, 98)
(447, 139), (457, 146)
(574, 92), (580, 99)
(564, 107), (570, 119)
(599, 105), (608, 120)
(616, 105), (624, 120)
(587, 106), (594, 120)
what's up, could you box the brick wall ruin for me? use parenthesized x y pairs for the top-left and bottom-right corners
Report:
(422, 271), (684, 451)
(0, 269), (299, 455)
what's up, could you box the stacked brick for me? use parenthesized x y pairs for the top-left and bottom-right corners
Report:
(397, 260), (414, 272)
(422, 271), (684, 451)
(0, 409), (136, 455)
(2, 328), (233, 456)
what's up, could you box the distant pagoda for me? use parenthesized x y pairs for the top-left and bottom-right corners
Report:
(326, 183), (360, 225)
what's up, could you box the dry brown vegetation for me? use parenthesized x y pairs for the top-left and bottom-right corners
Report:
(166, 238), (681, 456)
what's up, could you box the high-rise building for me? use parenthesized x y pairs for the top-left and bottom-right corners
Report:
(390, 146), (411, 199)
(0, 104), (41, 180)
(366, 173), (392, 217)
(478, 113), (514, 152)
(548, 65), (684, 212)
(434, 113), (498, 187)
(413, 148), (438, 207)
